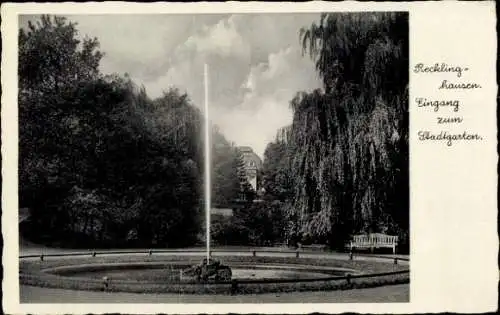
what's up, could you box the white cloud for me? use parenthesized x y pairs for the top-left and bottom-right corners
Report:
(20, 13), (323, 158)
(59, 14), (228, 81)
(183, 17), (250, 59)
(104, 13), (323, 158)
(219, 46), (322, 157)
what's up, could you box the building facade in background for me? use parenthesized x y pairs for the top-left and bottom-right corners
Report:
(237, 146), (262, 191)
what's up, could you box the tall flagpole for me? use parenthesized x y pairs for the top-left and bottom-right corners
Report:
(204, 63), (211, 261)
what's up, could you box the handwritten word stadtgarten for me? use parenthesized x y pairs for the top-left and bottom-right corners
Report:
(418, 131), (483, 146)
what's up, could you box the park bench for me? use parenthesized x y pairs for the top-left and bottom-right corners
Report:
(349, 233), (398, 254)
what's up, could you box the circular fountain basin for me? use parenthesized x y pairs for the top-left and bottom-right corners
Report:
(21, 255), (409, 294)
(44, 262), (348, 283)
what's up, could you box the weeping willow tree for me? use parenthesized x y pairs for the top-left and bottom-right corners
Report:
(263, 12), (408, 250)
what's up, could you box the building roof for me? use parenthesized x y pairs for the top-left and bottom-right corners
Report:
(238, 146), (263, 169)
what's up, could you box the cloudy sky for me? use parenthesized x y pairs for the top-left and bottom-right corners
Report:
(20, 14), (323, 157)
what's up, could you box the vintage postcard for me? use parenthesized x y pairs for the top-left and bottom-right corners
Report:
(1, 1), (498, 314)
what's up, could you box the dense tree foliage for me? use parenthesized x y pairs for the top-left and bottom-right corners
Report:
(19, 15), (243, 248)
(261, 12), (409, 251)
(19, 13), (409, 252)
(211, 201), (287, 246)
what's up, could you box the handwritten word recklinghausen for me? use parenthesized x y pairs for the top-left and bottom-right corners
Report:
(413, 63), (468, 78)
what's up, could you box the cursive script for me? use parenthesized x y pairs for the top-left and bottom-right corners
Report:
(414, 62), (483, 145)
(413, 63), (468, 78)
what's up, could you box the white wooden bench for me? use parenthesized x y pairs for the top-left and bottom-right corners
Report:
(349, 233), (398, 254)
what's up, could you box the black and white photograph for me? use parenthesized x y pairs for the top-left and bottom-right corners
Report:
(3, 1), (499, 313)
(15, 10), (410, 304)
(13, 10), (412, 303)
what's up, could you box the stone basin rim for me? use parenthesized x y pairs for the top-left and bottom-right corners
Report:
(41, 262), (360, 283)
(42, 261), (358, 274)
